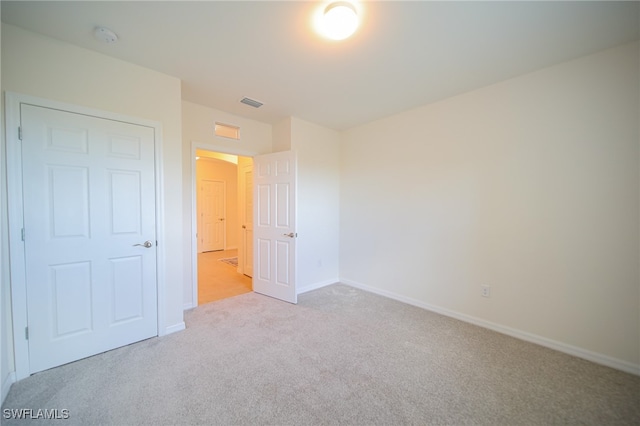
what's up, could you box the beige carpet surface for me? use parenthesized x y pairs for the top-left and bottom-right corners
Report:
(3, 284), (639, 425)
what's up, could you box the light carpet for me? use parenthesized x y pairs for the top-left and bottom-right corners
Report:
(3, 284), (639, 425)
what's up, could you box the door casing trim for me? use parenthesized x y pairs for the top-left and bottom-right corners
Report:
(5, 92), (166, 380)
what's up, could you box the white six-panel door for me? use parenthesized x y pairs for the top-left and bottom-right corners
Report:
(199, 180), (225, 252)
(20, 104), (158, 373)
(253, 151), (297, 304)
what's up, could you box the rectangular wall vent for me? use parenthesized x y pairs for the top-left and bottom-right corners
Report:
(215, 122), (240, 140)
(240, 97), (263, 108)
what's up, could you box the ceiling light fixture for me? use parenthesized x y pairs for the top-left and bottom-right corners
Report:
(94, 26), (118, 44)
(321, 1), (359, 40)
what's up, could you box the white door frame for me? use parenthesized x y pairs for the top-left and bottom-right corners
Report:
(238, 159), (254, 277)
(189, 141), (258, 309)
(5, 92), (166, 381)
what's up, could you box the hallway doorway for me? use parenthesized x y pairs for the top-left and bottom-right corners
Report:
(195, 149), (253, 305)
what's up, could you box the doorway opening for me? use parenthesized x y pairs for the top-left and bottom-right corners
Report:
(194, 149), (254, 305)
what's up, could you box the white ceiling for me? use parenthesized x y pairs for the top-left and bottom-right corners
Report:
(2, 1), (638, 130)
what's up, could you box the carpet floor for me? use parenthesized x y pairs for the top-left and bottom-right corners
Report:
(3, 284), (639, 425)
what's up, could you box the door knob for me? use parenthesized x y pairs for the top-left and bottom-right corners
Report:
(283, 232), (297, 238)
(133, 241), (153, 248)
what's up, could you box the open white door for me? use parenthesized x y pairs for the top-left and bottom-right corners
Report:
(20, 104), (158, 374)
(253, 151), (297, 303)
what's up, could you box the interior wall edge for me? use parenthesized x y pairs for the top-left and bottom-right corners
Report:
(340, 278), (640, 377)
(1, 371), (16, 406)
(162, 321), (186, 336)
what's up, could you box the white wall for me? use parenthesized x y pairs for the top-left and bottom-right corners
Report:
(1, 24), (186, 391)
(273, 117), (292, 153)
(290, 117), (341, 292)
(340, 41), (640, 372)
(0, 15), (15, 405)
(182, 100), (272, 308)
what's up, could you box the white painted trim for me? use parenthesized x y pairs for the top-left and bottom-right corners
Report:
(297, 279), (339, 295)
(194, 142), (261, 159)
(190, 144), (197, 308)
(189, 141), (260, 310)
(5, 92), (167, 377)
(1, 372), (16, 405)
(153, 123), (168, 338)
(5, 93), (29, 381)
(163, 321), (186, 335)
(340, 278), (640, 376)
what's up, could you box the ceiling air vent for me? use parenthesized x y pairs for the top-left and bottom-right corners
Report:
(240, 97), (263, 108)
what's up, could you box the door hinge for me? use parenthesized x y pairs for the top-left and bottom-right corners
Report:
(21, 228), (25, 241)
(25, 327), (29, 340)
(18, 126), (23, 141)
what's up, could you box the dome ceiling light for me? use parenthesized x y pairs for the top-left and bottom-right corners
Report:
(320, 1), (359, 40)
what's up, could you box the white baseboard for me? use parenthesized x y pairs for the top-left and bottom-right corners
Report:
(2, 371), (16, 405)
(183, 302), (196, 311)
(298, 279), (339, 295)
(163, 321), (186, 336)
(340, 278), (640, 376)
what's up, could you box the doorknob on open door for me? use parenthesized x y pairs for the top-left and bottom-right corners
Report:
(133, 241), (153, 248)
(283, 232), (297, 238)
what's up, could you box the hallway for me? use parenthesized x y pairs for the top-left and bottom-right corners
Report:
(198, 249), (252, 305)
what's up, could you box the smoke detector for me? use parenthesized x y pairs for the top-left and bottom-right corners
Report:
(94, 26), (118, 44)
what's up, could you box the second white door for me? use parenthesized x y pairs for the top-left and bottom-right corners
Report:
(199, 180), (225, 252)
